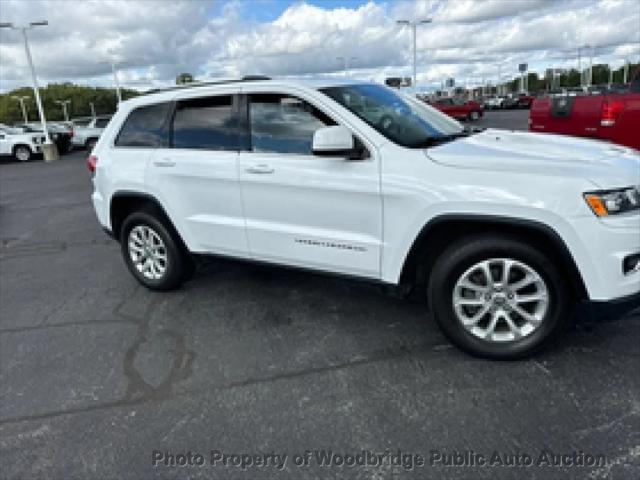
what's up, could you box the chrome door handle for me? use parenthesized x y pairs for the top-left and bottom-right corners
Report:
(153, 159), (175, 167)
(245, 164), (274, 174)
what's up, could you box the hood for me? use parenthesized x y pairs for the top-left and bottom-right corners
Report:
(427, 128), (640, 189)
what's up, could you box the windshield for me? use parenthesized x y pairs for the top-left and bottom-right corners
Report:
(321, 84), (464, 148)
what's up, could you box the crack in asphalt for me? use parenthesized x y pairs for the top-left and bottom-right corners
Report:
(0, 328), (438, 426)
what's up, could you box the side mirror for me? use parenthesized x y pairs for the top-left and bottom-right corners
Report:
(312, 125), (362, 159)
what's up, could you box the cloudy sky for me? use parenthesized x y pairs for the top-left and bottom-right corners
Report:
(0, 0), (639, 92)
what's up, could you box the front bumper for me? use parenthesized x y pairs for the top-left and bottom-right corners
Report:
(566, 214), (640, 301)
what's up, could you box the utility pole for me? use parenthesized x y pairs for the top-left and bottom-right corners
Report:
(11, 95), (30, 123)
(0, 20), (58, 161)
(396, 18), (432, 88)
(336, 56), (357, 77)
(55, 99), (71, 121)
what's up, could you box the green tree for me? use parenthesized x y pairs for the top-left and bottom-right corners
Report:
(0, 83), (140, 124)
(176, 73), (195, 85)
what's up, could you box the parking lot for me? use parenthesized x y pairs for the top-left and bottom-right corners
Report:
(1, 109), (639, 479)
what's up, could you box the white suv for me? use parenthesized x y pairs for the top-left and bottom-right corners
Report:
(89, 77), (640, 359)
(0, 125), (45, 161)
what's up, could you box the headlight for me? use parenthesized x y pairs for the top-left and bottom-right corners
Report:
(584, 186), (640, 216)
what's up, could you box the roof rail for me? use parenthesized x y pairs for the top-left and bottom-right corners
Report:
(143, 75), (272, 95)
(242, 75), (271, 81)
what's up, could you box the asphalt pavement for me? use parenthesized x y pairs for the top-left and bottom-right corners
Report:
(1, 110), (639, 479)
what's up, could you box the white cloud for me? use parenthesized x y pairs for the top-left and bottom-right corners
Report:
(0, 0), (638, 92)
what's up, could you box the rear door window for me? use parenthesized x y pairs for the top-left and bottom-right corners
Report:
(115, 103), (171, 147)
(171, 95), (240, 150)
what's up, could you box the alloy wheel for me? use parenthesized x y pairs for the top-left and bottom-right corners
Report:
(128, 225), (168, 280)
(15, 146), (31, 162)
(452, 258), (549, 343)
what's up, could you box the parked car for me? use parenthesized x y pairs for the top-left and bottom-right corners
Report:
(529, 68), (640, 150)
(429, 97), (484, 120)
(88, 77), (640, 359)
(501, 94), (520, 109)
(71, 117), (93, 128)
(73, 116), (111, 150)
(516, 93), (536, 109)
(483, 96), (505, 110)
(0, 125), (45, 161)
(17, 122), (74, 154)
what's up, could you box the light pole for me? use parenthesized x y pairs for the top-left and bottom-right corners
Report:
(11, 95), (30, 123)
(89, 102), (96, 118)
(588, 45), (595, 86)
(0, 20), (58, 161)
(55, 99), (71, 121)
(336, 56), (357, 77)
(396, 18), (432, 88)
(110, 62), (122, 103)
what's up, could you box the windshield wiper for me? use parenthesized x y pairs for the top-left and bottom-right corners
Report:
(421, 127), (486, 147)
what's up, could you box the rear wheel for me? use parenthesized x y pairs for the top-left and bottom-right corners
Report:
(13, 145), (32, 162)
(120, 211), (193, 290)
(427, 235), (572, 359)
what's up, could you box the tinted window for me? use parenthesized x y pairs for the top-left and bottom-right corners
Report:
(172, 96), (238, 150)
(249, 94), (335, 154)
(115, 103), (170, 147)
(95, 118), (110, 128)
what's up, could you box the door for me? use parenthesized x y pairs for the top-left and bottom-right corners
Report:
(0, 131), (9, 155)
(146, 94), (249, 257)
(238, 92), (382, 279)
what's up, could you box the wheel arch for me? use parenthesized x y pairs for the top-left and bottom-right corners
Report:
(398, 214), (588, 301)
(110, 191), (188, 250)
(12, 143), (32, 154)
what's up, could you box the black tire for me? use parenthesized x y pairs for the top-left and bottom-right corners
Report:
(13, 144), (32, 162)
(120, 211), (192, 291)
(427, 235), (572, 359)
(85, 138), (98, 151)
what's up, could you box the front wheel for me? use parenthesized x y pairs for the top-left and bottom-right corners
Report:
(427, 235), (572, 359)
(13, 145), (32, 162)
(120, 211), (193, 290)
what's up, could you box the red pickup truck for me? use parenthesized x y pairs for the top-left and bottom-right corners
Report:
(529, 69), (640, 150)
(429, 98), (484, 121)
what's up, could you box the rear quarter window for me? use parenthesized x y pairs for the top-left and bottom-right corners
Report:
(115, 103), (171, 147)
